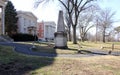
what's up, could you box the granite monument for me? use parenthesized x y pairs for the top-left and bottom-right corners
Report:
(54, 10), (68, 49)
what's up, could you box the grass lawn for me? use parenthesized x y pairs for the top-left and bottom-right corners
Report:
(17, 42), (78, 54)
(0, 44), (120, 75)
(0, 45), (54, 75)
(77, 41), (120, 51)
(16, 41), (120, 55)
(32, 56), (120, 75)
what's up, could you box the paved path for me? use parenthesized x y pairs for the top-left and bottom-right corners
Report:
(0, 42), (120, 57)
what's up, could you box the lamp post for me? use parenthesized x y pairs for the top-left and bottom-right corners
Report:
(30, 26), (36, 49)
(32, 29), (35, 48)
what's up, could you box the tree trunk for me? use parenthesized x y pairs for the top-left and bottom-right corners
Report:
(81, 36), (84, 42)
(103, 29), (105, 43)
(68, 27), (72, 41)
(118, 32), (120, 42)
(72, 26), (77, 44)
(81, 33), (86, 42)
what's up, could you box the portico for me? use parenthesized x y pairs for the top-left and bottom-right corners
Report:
(0, 0), (7, 35)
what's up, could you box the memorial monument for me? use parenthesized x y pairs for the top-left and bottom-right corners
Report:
(54, 10), (68, 49)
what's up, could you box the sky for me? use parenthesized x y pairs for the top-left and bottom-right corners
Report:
(98, 0), (120, 27)
(9, 0), (60, 23)
(9, 0), (120, 27)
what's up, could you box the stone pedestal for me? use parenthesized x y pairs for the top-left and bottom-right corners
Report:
(54, 10), (68, 49)
(54, 32), (68, 49)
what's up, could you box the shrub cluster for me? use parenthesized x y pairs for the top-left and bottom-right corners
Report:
(11, 33), (38, 41)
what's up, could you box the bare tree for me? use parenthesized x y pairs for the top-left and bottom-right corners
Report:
(78, 7), (97, 42)
(105, 30), (115, 42)
(79, 15), (94, 42)
(60, 0), (97, 44)
(64, 11), (72, 41)
(96, 8), (115, 43)
(35, 0), (97, 44)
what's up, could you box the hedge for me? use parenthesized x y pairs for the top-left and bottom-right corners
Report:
(11, 33), (38, 41)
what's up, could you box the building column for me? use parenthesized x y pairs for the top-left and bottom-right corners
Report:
(1, 6), (5, 35)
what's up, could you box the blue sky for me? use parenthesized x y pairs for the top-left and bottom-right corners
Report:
(98, 0), (120, 22)
(10, 0), (120, 27)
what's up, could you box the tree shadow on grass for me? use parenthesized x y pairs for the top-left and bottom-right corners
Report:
(78, 50), (107, 55)
(0, 42), (56, 75)
(66, 48), (78, 51)
(0, 56), (55, 75)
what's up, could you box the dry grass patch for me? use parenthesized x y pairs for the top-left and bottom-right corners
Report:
(30, 56), (120, 75)
(78, 41), (120, 51)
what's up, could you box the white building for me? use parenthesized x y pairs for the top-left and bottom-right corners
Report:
(0, 13), (2, 34)
(37, 21), (56, 41)
(0, 0), (8, 34)
(17, 11), (37, 35)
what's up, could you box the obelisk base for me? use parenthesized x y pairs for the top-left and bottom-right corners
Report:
(54, 32), (68, 49)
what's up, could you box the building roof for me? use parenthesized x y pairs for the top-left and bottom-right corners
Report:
(17, 11), (37, 20)
(0, 0), (7, 7)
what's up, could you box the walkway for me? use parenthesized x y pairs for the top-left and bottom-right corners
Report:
(0, 42), (120, 57)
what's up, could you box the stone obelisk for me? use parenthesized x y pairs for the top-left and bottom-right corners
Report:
(54, 10), (68, 49)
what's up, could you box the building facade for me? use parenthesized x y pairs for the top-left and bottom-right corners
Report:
(0, 0), (8, 34)
(37, 21), (56, 41)
(0, 14), (2, 34)
(17, 11), (37, 35)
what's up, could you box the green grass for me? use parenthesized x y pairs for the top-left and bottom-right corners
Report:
(0, 45), (55, 75)
(0, 45), (54, 63)
(0, 45), (17, 63)
(0, 45), (120, 75)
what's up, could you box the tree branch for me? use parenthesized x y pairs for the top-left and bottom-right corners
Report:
(77, 0), (83, 8)
(58, 0), (68, 10)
